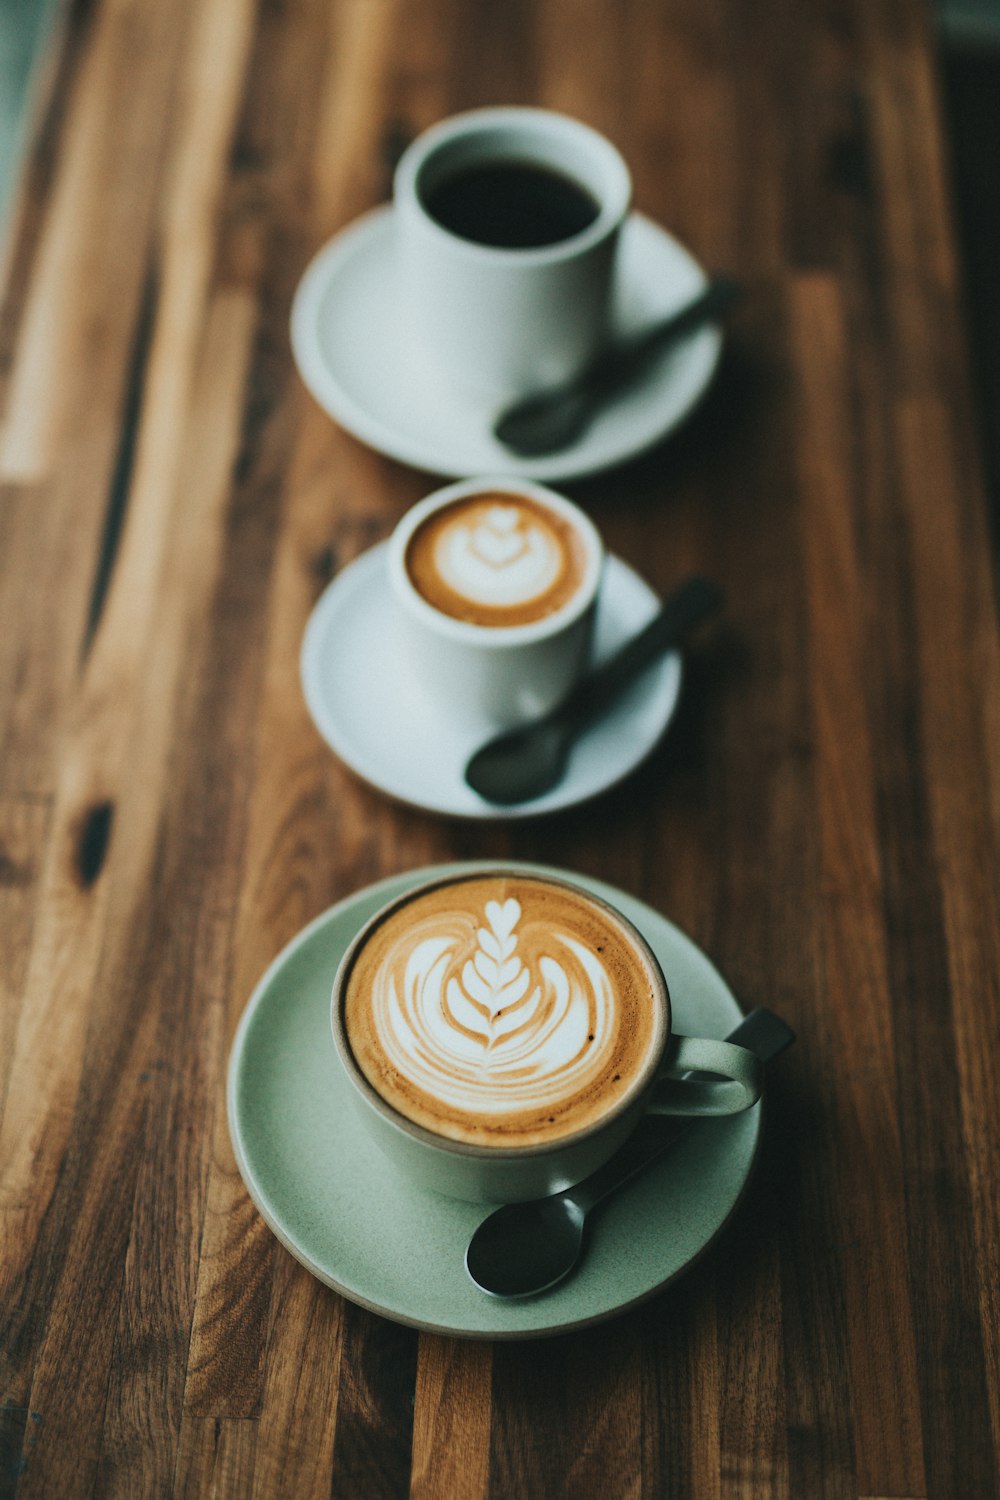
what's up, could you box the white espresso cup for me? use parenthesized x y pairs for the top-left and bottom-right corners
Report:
(331, 866), (763, 1203)
(387, 476), (604, 726)
(394, 107), (632, 403)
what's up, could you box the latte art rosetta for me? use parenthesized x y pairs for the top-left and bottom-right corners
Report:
(343, 875), (662, 1146)
(382, 897), (612, 1113)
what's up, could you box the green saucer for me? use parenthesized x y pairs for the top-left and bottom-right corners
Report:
(227, 862), (762, 1339)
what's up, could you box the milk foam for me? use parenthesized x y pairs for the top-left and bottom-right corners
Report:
(435, 505), (562, 608)
(377, 898), (613, 1117)
(403, 492), (590, 628)
(343, 876), (662, 1146)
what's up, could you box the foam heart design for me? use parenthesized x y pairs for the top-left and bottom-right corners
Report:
(472, 521), (526, 566)
(485, 898), (521, 943)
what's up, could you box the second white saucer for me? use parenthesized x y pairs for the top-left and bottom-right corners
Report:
(300, 543), (682, 819)
(290, 207), (723, 482)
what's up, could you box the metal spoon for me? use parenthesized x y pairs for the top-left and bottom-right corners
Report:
(465, 1007), (795, 1298)
(493, 277), (743, 455)
(464, 574), (723, 805)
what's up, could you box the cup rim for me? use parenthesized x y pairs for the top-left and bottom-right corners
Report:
(330, 865), (672, 1163)
(387, 476), (605, 646)
(394, 106), (632, 266)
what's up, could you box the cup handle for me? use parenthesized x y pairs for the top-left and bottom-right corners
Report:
(647, 1034), (763, 1117)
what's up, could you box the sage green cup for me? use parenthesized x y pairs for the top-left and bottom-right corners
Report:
(331, 867), (762, 1203)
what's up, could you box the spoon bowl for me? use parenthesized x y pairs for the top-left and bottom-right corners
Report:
(465, 1197), (586, 1300)
(465, 1007), (795, 1298)
(464, 721), (572, 806)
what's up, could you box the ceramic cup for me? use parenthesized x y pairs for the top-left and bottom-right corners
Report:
(394, 107), (632, 403)
(386, 476), (604, 727)
(331, 866), (763, 1203)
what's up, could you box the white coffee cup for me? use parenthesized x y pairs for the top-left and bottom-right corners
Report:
(394, 107), (632, 403)
(387, 476), (604, 726)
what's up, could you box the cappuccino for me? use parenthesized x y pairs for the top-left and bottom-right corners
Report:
(404, 490), (591, 629)
(387, 478), (604, 726)
(340, 872), (665, 1148)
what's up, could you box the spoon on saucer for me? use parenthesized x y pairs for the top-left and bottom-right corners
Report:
(494, 277), (743, 455)
(465, 1007), (795, 1299)
(464, 574), (723, 805)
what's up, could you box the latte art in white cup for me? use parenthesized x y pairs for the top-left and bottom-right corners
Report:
(433, 504), (562, 613)
(405, 492), (590, 628)
(388, 478), (604, 725)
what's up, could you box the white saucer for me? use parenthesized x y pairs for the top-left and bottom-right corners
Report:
(300, 544), (682, 818)
(227, 862), (762, 1339)
(290, 207), (723, 482)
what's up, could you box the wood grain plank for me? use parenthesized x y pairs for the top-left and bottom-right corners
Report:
(327, 1303), (417, 1500)
(687, 280), (814, 1500)
(3, 253), (245, 1234)
(792, 272), (927, 1496)
(855, 375), (999, 1499)
(725, 0), (796, 275)
(635, 1283), (723, 1500)
(2, 88), (261, 1477)
(306, 0), (400, 240)
(2, 286), (258, 1500)
(0, 0), (182, 484)
(0, 0), (190, 802)
(0, 796), (51, 1109)
(623, 0), (740, 267)
(895, 395), (1000, 1484)
(183, 1144), (275, 1422)
(184, 0), (420, 1455)
(859, 0), (965, 399)
(3, 1021), (156, 1498)
(89, 300), (272, 1494)
(0, 477), (79, 801)
(489, 1326), (649, 1499)
(536, 0), (626, 130)
(172, 1417), (258, 1500)
(717, 1250), (788, 1500)
(245, 1258), (343, 1500)
(410, 1335), (491, 1500)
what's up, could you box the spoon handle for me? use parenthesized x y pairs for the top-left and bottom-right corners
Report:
(586, 276), (743, 391)
(566, 1008), (795, 1216)
(556, 574), (724, 731)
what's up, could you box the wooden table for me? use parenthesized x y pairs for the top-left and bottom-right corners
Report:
(2, 0), (998, 1495)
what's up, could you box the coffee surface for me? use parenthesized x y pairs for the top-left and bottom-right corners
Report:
(342, 874), (664, 1148)
(404, 492), (590, 628)
(423, 158), (601, 249)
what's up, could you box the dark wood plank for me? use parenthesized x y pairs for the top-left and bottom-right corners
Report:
(411, 1335), (492, 1500)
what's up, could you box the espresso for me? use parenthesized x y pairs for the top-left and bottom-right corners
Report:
(404, 491), (590, 628)
(341, 873), (664, 1148)
(423, 159), (601, 249)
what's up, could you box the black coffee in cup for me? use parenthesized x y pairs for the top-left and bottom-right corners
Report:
(395, 108), (631, 400)
(422, 158), (602, 249)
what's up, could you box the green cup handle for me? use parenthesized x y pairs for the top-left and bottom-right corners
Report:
(648, 1034), (763, 1116)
